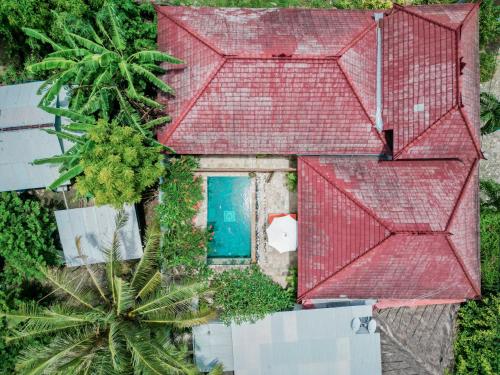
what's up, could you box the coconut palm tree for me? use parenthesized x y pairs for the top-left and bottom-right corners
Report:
(1, 211), (215, 374)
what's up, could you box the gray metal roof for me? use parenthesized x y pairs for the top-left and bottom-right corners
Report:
(55, 205), (143, 267)
(0, 82), (71, 192)
(193, 304), (382, 375)
(0, 81), (69, 128)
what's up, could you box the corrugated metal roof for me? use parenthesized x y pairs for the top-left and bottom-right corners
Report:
(55, 205), (143, 267)
(0, 129), (67, 192)
(0, 82), (71, 192)
(0, 81), (55, 128)
(193, 305), (381, 375)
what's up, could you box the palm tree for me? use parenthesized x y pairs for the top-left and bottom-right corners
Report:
(480, 92), (500, 135)
(1, 211), (215, 374)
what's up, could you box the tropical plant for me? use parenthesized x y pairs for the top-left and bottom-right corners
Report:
(454, 295), (500, 375)
(1, 211), (214, 374)
(480, 179), (500, 212)
(156, 157), (212, 277)
(480, 92), (500, 135)
(23, 1), (182, 193)
(74, 119), (164, 207)
(211, 265), (294, 324)
(0, 192), (61, 284)
(0, 0), (157, 84)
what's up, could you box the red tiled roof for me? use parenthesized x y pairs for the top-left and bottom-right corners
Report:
(156, 6), (385, 154)
(382, 4), (481, 159)
(298, 156), (480, 300)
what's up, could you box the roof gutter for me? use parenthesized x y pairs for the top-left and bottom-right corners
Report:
(374, 13), (384, 132)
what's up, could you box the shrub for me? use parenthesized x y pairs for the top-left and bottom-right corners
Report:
(478, 0), (500, 49)
(285, 172), (298, 192)
(75, 119), (164, 207)
(0, 192), (61, 283)
(212, 265), (294, 324)
(454, 295), (499, 375)
(480, 50), (497, 83)
(480, 211), (500, 294)
(156, 156), (211, 277)
(480, 92), (500, 135)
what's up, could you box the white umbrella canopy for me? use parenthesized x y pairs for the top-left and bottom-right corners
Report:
(266, 214), (298, 253)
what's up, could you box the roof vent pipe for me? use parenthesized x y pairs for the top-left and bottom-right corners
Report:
(374, 13), (384, 132)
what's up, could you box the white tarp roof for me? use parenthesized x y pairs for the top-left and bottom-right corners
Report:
(55, 205), (143, 267)
(193, 304), (382, 375)
(0, 81), (70, 192)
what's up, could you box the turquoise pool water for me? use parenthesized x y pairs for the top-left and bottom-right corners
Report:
(207, 177), (251, 258)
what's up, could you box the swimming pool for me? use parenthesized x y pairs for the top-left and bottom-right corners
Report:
(207, 176), (251, 258)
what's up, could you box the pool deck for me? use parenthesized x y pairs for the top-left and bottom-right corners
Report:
(194, 156), (297, 286)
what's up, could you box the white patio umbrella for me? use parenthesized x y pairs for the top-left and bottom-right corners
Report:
(266, 215), (298, 253)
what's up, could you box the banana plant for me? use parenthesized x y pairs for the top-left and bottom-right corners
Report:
(23, 1), (181, 137)
(26, 1), (181, 190)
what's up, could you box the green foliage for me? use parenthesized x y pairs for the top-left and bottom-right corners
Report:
(285, 266), (298, 303)
(1, 213), (213, 374)
(480, 92), (500, 135)
(454, 295), (500, 375)
(0, 192), (61, 284)
(156, 157), (212, 277)
(0, 0), (157, 83)
(478, 0), (500, 49)
(212, 265), (294, 324)
(285, 172), (297, 192)
(0, 193), (60, 374)
(480, 50), (497, 83)
(75, 119), (164, 207)
(479, 180), (500, 294)
(25, 1), (181, 197)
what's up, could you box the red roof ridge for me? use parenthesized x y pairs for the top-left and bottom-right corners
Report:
(298, 234), (393, 301)
(159, 58), (227, 144)
(337, 21), (376, 56)
(445, 236), (481, 297)
(335, 60), (386, 148)
(155, 5), (226, 57)
(459, 2), (480, 28)
(458, 106), (483, 159)
(393, 3), (457, 31)
(393, 105), (459, 159)
(445, 158), (478, 231)
(299, 156), (392, 231)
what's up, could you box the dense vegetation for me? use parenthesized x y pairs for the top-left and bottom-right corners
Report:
(453, 180), (500, 375)
(24, 1), (181, 206)
(156, 156), (212, 277)
(212, 266), (294, 324)
(0, 0), (156, 84)
(0, 192), (62, 374)
(480, 92), (500, 135)
(1, 212), (214, 374)
(75, 120), (164, 207)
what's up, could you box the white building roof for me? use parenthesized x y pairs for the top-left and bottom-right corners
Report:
(55, 205), (143, 267)
(193, 304), (382, 375)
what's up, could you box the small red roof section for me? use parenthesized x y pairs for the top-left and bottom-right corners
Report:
(298, 156), (480, 301)
(156, 6), (384, 154)
(382, 3), (481, 159)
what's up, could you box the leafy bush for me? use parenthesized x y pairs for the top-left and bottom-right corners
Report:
(480, 92), (500, 135)
(285, 172), (298, 192)
(478, 0), (500, 49)
(454, 295), (499, 375)
(0, 192), (61, 284)
(75, 119), (164, 207)
(212, 265), (294, 324)
(479, 180), (500, 294)
(156, 157), (211, 277)
(480, 50), (497, 83)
